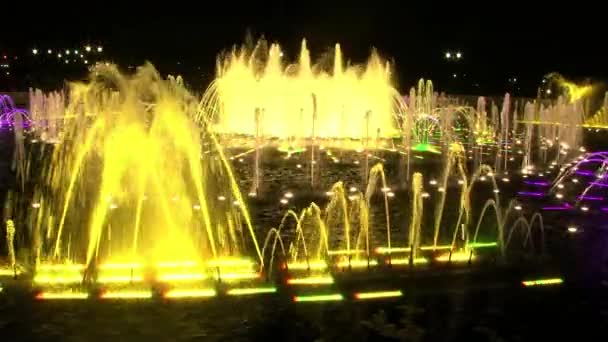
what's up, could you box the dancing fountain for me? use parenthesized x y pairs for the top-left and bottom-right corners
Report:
(2, 40), (594, 302)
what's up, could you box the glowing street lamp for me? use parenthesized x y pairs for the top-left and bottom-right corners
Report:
(97, 46), (103, 52)
(445, 52), (452, 59)
(32, 48), (38, 55)
(456, 51), (462, 59)
(85, 46), (92, 52)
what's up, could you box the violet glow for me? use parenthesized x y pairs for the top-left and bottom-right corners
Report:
(523, 181), (550, 186)
(0, 94), (33, 128)
(517, 191), (545, 197)
(578, 195), (603, 201)
(542, 203), (573, 211)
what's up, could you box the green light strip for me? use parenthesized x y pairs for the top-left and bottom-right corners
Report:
(468, 242), (498, 248)
(355, 290), (402, 300)
(227, 287), (277, 296)
(521, 278), (563, 287)
(294, 294), (343, 302)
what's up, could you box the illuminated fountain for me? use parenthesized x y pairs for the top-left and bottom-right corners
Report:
(0, 94), (32, 128)
(200, 38), (405, 140)
(5, 64), (269, 298)
(28, 89), (66, 142)
(265, 157), (546, 280)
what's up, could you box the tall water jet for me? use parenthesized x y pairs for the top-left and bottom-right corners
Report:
(202, 38), (404, 139)
(409, 173), (423, 259)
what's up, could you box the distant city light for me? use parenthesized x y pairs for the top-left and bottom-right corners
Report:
(453, 73), (457, 78)
(57, 53), (62, 58)
(445, 52), (451, 59)
(97, 46), (103, 52)
(32, 48), (38, 55)
(47, 49), (52, 54)
(74, 49), (79, 54)
(546, 89), (552, 94)
(65, 50), (70, 55)
(456, 51), (462, 59)
(85, 46), (92, 52)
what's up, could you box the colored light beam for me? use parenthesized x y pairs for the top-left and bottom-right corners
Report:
(355, 290), (402, 300)
(436, 252), (474, 262)
(389, 258), (429, 265)
(523, 181), (550, 186)
(517, 191), (545, 197)
(164, 289), (216, 298)
(578, 195), (603, 201)
(287, 276), (334, 285)
(336, 260), (378, 268)
(542, 203), (573, 211)
(521, 278), (563, 287)
(293, 294), (343, 302)
(101, 291), (152, 299)
(227, 287), (277, 296)
(468, 242), (498, 248)
(36, 292), (89, 300)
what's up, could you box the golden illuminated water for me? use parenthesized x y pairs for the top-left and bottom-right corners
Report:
(198, 38), (405, 139)
(26, 64), (262, 271)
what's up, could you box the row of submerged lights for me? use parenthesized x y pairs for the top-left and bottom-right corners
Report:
(10, 276), (564, 301)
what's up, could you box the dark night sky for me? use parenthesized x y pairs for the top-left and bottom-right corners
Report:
(2, 1), (606, 95)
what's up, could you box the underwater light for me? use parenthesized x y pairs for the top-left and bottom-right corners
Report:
(436, 252), (473, 262)
(286, 261), (327, 270)
(521, 278), (563, 287)
(164, 289), (216, 298)
(354, 290), (402, 300)
(389, 258), (429, 265)
(293, 294), (343, 302)
(101, 291), (152, 299)
(336, 260), (378, 268)
(36, 292), (89, 300)
(227, 287), (277, 296)
(468, 242), (498, 248)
